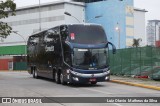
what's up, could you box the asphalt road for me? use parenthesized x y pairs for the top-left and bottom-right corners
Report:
(0, 71), (159, 106)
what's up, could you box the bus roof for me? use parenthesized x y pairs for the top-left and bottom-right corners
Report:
(30, 23), (103, 36)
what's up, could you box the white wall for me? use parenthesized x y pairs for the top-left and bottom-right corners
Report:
(65, 3), (85, 24)
(134, 10), (146, 46)
(0, 1), (85, 46)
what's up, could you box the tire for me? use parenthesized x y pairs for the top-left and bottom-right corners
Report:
(91, 82), (97, 85)
(60, 72), (67, 85)
(33, 68), (39, 79)
(33, 69), (35, 78)
(55, 71), (60, 84)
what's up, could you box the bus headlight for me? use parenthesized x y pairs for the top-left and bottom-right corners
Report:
(72, 77), (79, 81)
(105, 76), (110, 80)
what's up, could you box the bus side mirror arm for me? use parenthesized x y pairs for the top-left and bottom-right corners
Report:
(107, 42), (116, 54)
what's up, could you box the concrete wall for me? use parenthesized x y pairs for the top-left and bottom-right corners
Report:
(0, 0), (147, 49)
(134, 9), (147, 46)
(65, 3), (85, 24)
(0, 58), (13, 70)
(0, 1), (85, 47)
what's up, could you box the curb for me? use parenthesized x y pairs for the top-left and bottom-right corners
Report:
(111, 80), (160, 91)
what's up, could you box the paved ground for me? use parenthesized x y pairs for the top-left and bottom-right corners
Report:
(0, 71), (159, 106)
(111, 75), (160, 86)
(111, 75), (160, 91)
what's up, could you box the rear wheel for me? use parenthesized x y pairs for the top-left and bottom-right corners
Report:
(55, 71), (60, 84)
(33, 68), (39, 79)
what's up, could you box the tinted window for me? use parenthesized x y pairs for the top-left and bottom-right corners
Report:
(28, 36), (39, 46)
(68, 25), (107, 44)
(73, 48), (108, 69)
(27, 36), (40, 56)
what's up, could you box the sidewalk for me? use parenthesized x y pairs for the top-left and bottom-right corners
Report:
(110, 75), (160, 91)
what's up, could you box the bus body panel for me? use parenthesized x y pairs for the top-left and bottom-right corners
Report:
(27, 24), (115, 84)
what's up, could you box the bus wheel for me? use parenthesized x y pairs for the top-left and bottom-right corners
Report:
(91, 82), (97, 85)
(55, 71), (60, 84)
(60, 73), (67, 85)
(33, 69), (39, 79)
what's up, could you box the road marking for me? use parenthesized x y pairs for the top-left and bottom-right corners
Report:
(82, 88), (123, 106)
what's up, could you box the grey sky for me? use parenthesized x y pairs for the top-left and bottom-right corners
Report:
(14, 0), (160, 23)
(134, 0), (160, 22)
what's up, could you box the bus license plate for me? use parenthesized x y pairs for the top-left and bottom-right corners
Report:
(89, 78), (96, 82)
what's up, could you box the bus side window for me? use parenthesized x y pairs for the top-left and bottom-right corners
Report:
(28, 36), (40, 58)
(29, 36), (39, 46)
(43, 30), (54, 52)
(43, 28), (60, 52)
(52, 28), (61, 53)
(63, 44), (72, 65)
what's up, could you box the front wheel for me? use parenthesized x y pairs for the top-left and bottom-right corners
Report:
(55, 71), (60, 84)
(60, 73), (67, 85)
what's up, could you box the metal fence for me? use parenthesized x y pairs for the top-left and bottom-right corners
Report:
(13, 62), (27, 70)
(109, 46), (160, 80)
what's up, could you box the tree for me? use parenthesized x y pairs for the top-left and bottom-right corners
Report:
(132, 38), (142, 48)
(0, 0), (16, 39)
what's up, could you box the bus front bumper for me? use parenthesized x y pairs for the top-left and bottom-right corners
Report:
(69, 70), (110, 83)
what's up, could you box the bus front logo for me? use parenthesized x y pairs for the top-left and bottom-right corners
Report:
(91, 74), (94, 77)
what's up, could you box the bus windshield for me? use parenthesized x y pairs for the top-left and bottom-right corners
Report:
(73, 48), (108, 70)
(68, 25), (107, 44)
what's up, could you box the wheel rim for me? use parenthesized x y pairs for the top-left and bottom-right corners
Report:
(35, 70), (37, 77)
(55, 72), (58, 82)
(33, 70), (35, 77)
(60, 73), (63, 84)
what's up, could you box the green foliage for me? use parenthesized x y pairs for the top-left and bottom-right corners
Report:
(132, 38), (142, 48)
(0, 0), (16, 38)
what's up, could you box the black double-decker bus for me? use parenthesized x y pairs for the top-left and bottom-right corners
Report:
(27, 24), (116, 85)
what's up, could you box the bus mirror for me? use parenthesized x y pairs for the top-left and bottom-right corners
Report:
(108, 42), (116, 54)
(113, 48), (116, 54)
